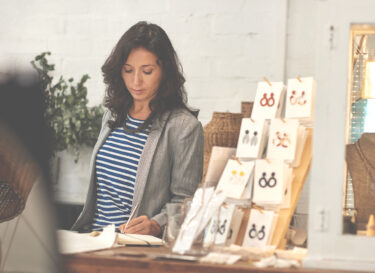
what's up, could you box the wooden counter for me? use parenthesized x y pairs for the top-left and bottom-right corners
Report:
(63, 246), (356, 273)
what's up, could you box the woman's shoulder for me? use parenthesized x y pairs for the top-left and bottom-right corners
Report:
(163, 108), (203, 142)
(167, 107), (201, 127)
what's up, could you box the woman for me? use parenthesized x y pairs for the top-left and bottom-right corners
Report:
(72, 21), (204, 236)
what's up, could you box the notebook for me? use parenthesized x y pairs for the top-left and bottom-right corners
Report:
(116, 233), (163, 246)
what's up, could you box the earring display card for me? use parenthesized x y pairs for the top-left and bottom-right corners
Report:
(240, 170), (254, 199)
(204, 146), (237, 187)
(251, 81), (285, 120)
(215, 160), (254, 199)
(204, 204), (236, 246)
(266, 119), (299, 162)
(242, 209), (277, 248)
(236, 119), (267, 159)
(252, 159), (292, 207)
(285, 77), (315, 120)
(226, 207), (245, 245)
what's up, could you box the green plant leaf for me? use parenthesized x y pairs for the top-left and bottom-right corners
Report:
(31, 52), (104, 163)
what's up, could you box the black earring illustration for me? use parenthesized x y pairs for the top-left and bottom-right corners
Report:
(258, 172), (277, 188)
(257, 225), (266, 240)
(227, 228), (233, 240)
(249, 224), (257, 239)
(268, 172), (277, 188)
(248, 224), (266, 240)
(250, 131), (258, 146)
(259, 172), (268, 188)
(218, 219), (227, 235)
(242, 130), (250, 144)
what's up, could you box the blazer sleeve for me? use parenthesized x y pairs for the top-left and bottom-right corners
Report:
(151, 114), (204, 227)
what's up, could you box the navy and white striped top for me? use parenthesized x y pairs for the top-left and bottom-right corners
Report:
(91, 115), (151, 231)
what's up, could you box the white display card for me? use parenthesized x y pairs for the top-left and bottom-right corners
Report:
(251, 81), (286, 120)
(236, 119), (267, 159)
(215, 160), (254, 199)
(285, 77), (315, 120)
(266, 119), (299, 162)
(252, 159), (292, 207)
(242, 209), (277, 248)
(226, 207), (245, 245)
(204, 204), (236, 246)
(240, 170), (254, 199)
(204, 147), (237, 187)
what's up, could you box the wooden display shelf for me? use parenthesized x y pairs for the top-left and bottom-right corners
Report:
(236, 128), (313, 248)
(270, 128), (313, 248)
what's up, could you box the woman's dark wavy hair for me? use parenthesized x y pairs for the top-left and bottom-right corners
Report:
(102, 21), (192, 130)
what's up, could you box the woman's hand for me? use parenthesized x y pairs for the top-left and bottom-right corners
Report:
(119, 215), (161, 236)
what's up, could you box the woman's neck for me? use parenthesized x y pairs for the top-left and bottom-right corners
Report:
(129, 103), (151, 120)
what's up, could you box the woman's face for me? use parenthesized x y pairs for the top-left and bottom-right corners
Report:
(122, 47), (163, 106)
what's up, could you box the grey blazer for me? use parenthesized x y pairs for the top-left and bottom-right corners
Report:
(72, 107), (204, 232)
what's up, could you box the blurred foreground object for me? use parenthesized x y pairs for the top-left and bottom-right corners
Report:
(0, 73), (63, 272)
(0, 123), (42, 222)
(0, 74), (51, 221)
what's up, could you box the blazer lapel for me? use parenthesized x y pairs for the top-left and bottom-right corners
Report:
(132, 111), (172, 216)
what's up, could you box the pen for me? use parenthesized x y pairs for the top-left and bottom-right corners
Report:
(122, 203), (139, 233)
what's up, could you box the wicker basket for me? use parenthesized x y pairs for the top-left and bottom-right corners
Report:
(202, 112), (243, 183)
(0, 126), (39, 222)
(241, 101), (254, 118)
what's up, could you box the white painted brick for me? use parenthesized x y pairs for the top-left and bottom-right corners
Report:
(185, 78), (257, 102)
(30, 0), (90, 15)
(166, 0), (245, 16)
(88, 0), (130, 15)
(118, 13), (163, 27)
(165, 0), (214, 16)
(208, 0), (246, 14)
(87, 79), (106, 106)
(242, 0), (286, 16)
(64, 15), (92, 37)
(211, 56), (260, 78)
(212, 14), (263, 35)
(0, 0), (320, 207)
(161, 14), (213, 43)
(183, 35), (247, 58)
(133, 0), (169, 14)
(182, 56), (212, 78)
(285, 0), (317, 78)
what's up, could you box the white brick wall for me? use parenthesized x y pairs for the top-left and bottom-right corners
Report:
(0, 0), (293, 125)
(0, 1), (317, 212)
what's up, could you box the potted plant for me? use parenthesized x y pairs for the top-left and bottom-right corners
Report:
(31, 52), (103, 163)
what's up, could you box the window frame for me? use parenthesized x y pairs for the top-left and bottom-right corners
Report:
(304, 0), (375, 271)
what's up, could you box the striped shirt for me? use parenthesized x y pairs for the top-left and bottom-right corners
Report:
(91, 115), (150, 231)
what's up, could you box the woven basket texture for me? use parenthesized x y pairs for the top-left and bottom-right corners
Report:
(241, 101), (254, 118)
(202, 112), (243, 183)
(0, 127), (39, 222)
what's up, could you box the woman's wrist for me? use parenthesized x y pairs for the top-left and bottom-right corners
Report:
(149, 219), (161, 236)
